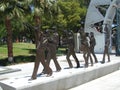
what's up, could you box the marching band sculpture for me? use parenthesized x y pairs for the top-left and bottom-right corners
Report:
(42, 30), (61, 74)
(31, 28), (100, 79)
(61, 30), (80, 68)
(31, 0), (119, 80)
(31, 29), (52, 80)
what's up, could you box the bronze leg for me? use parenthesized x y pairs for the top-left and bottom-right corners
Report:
(91, 49), (98, 63)
(53, 56), (61, 71)
(106, 48), (110, 62)
(66, 50), (73, 68)
(40, 49), (52, 76)
(89, 54), (93, 66)
(47, 47), (61, 72)
(87, 49), (93, 66)
(107, 53), (110, 62)
(72, 50), (80, 68)
(102, 47), (106, 64)
(83, 52), (88, 67)
(51, 47), (61, 71)
(31, 49), (41, 80)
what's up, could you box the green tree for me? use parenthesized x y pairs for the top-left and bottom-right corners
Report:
(0, 19), (6, 42)
(0, 0), (31, 62)
(57, 0), (86, 32)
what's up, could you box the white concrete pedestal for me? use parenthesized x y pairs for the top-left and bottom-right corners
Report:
(0, 61), (120, 90)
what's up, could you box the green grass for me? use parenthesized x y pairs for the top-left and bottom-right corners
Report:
(0, 43), (66, 60)
(0, 43), (66, 66)
(0, 43), (36, 60)
(0, 45), (8, 59)
(13, 43), (35, 56)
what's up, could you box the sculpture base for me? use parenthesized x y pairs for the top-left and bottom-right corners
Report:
(0, 61), (120, 90)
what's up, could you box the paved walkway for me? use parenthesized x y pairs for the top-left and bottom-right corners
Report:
(69, 70), (120, 90)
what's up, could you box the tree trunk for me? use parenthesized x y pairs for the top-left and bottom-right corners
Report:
(34, 15), (41, 48)
(5, 16), (14, 62)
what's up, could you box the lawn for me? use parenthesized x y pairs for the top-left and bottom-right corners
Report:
(0, 43), (66, 60)
(0, 43), (36, 60)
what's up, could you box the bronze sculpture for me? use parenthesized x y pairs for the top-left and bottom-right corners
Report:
(79, 30), (93, 67)
(42, 30), (61, 74)
(89, 32), (98, 63)
(31, 29), (52, 80)
(101, 24), (110, 63)
(62, 30), (80, 68)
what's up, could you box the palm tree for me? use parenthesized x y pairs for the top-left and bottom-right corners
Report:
(0, 0), (31, 62)
(30, 0), (54, 45)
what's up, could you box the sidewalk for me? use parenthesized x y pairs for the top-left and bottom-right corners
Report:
(69, 70), (120, 90)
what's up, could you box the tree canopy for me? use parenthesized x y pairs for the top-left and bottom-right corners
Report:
(0, 0), (88, 42)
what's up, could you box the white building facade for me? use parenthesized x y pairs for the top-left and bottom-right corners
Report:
(84, 0), (120, 53)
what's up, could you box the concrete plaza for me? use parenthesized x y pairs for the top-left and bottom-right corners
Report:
(69, 70), (120, 90)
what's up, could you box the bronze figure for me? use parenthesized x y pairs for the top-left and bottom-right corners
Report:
(62, 31), (80, 68)
(101, 24), (111, 63)
(89, 32), (98, 63)
(79, 31), (93, 67)
(42, 30), (61, 73)
(31, 30), (52, 80)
